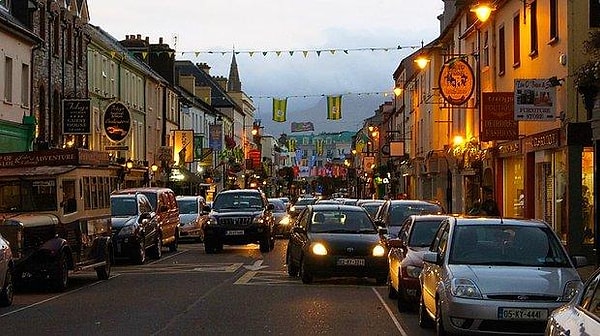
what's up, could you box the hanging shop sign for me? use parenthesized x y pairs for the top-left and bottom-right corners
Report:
(438, 57), (475, 106)
(208, 124), (223, 151)
(172, 130), (194, 165)
(103, 102), (131, 142)
(481, 92), (519, 141)
(63, 99), (91, 134)
(514, 79), (557, 121)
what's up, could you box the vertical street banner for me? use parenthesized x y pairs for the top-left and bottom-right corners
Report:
(514, 79), (556, 120)
(272, 98), (287, 122)
(327, 95), (342, 120)
(172, 130), (194, 165)
(209, 124), (222, 151)
(481, 92), (519, 141)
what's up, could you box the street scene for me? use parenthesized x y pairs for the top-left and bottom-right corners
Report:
(1, 0), (600, 335)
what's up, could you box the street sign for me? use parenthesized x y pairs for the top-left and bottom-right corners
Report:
(104, 146), (129, 150)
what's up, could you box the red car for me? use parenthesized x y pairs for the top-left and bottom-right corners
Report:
(387, 214), (450, 312)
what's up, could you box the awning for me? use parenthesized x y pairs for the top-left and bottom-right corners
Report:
(0, 166), (76, 178)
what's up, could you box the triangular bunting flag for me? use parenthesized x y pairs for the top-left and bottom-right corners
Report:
(276, 51), (282, 56)
(289, 51), (294, 56)
(343, 50), (349, 54)
(303, 51), (308, 57)
(272, 98), (288, 122)
(110, 51), (116, 58)
(329, 50), (336, 55)
(316, 50), (322, 56)
(249, 52), (254, 56)
(195, 52), (200, 57)
(142, 52), (148, 59)
(326, 95), (343, 120)
(262, 51), (268, 56)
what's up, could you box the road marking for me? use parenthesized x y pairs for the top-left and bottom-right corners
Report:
(243, 260), (269, 271)
(234, 271), (257, 284)
(115, 263), (243, 275)
(371, 287), (409, 336)
(0, 274), (122, 318)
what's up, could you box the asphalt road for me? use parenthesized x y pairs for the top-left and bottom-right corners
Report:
(0, 240), (435, 336)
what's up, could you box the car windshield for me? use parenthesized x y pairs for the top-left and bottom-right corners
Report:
(409, 220), (444, 247)
(111, 198), (138, 216)
(295, 198), (316, 206)
(309, 209), (376, 234)
(177, 200), (198, 214)
(449, 225), (571, 267)
(213, 193), (264, 210)
(268, 200), (286, 212)
(389, 203), (442, 226)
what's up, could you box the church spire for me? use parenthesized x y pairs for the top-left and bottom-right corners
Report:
(227, 51), (241, 92)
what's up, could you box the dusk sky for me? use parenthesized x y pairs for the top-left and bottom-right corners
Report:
(87, 0), (443, 136)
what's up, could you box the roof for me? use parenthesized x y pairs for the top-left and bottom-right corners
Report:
(218, 189), (263, 194)
(174, 60), (240, 110)
(453, 217), (548, 227)
(308, 204), (366, 211)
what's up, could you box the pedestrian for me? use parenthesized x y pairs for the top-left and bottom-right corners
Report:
(480, 187), (500, 216)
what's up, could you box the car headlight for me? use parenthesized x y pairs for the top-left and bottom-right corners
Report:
(279, 216), (291, 226)
(451, 278), (482, 299)
(207, 217), (218, 226)
(118, 225), (136, 236)
(372, 244), (386, 257)
(561, 280), (582, 301)
(405, 265), (423, 278)
(311, 243), (328, 256)
(253, 216), (265, 225)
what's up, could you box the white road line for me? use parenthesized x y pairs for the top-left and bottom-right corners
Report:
(371, 287), (409, 336)
(0, 274), (122, 318)
(234, 271), (257, 284)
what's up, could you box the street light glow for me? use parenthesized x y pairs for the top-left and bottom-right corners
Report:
(471, 2), (495, 23)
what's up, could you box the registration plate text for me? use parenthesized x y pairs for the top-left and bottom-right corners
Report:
(337, 258), (365, 266)
(226, 230), (245, 236)
(498, 308), (547, 320)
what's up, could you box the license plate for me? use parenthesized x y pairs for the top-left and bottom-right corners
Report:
(226, 230), (245, 236)
(498, 308), (548, 320)
(337, 258), (365, 266)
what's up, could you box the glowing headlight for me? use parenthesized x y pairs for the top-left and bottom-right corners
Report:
(451, 278), (482, 299)
(253, 216), (265, 224)
(279, 216), (291, 226)
(118, 225), (136, 236)
(372, 244), (386, 257)
(207, 217), (218, 226)
(311, 243), (328, 256)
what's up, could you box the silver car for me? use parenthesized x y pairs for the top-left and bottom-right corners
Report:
(419, 217), (586, 336)
(0, 232), (14, 307)
(545, 266), (600, 336)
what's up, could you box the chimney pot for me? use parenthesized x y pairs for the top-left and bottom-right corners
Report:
(137, 34), (141, 40)
(159, 37), (164, 44)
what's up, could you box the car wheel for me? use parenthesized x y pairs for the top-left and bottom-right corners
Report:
(387, 273), (398, 299)
(436, 299), (449, 336)
(150, 234), (162, 260)
(0, 269), (14, 307)
(169, 230), (179, 252)
(53, 252), (69, 292)
(95, 246), (112, 280)
(286, 251), (299, 277)
(204, 239), (216, 254)
(133, 241), (146, 265)
(259, 237), (270, 252)
(299, 257), (313, 284)
(418, 294), (433, 329)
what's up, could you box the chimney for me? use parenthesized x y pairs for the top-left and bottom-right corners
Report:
(159, 37), (163, 44)
(197, 63), (210, 74)
(146, 36), (149, 44)
(214, 76), (228, 91)
(137, 34), (141, 40)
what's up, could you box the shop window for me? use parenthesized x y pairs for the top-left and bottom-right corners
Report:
(504, 156), (524, 218)
(582, 148), (594, 244)
(555, 149), (567, 243)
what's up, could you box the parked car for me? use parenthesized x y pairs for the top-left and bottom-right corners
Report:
(113, 187), (180, 252)
(286, 204), (389, 284)
(419, 217), (586, 335)
(356, 199), (385, 219)
(388, 214), (450, 311)
(176, 195), (209, 243)
(545, 266), (600, 336)
(269, 198), (291, 238)
(110, 193), (161, 264)
(289, 197), (317, 218)
(374, 200), (444, 239)
(203, 189), (275, 253)
(0, 232), (14, 307)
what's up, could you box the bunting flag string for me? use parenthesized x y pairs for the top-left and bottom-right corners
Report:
(251, 90), (396, 100)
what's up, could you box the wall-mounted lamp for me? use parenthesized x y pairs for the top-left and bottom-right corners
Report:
(393, 87), (403, 97)
(151, 163), (159, 172)
(470, 2), (496, 23)
(126, 159), (134, 170)
(414, 56), (430, 70)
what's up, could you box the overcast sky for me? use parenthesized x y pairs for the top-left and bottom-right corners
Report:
(87, 0), (444, 136)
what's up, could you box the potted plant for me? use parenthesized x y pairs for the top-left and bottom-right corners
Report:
(575, 31), (600, 119)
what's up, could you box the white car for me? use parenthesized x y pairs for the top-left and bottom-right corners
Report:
(546, 266), (600, 336)
(0, 232), (14, 307)
(419, 217), (586, 335)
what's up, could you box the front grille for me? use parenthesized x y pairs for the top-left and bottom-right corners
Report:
(487, 294), (559, 302)
(219, 217), (253, 227)
(479, 320), (546, 333)
(23, 226), (56, 250)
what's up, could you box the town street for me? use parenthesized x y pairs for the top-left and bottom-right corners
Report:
(0, 240), (433, 336)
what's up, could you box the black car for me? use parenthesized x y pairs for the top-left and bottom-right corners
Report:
(110, 193), (161, 264)
(374, 200), (444, 239)
(289, 197), (317, 218)
(203, 189), (275, 253)
(286, 204), (389, 284)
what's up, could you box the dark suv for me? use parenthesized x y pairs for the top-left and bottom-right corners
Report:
(203, 189), (275, 253)
(110, 193), (161, 264)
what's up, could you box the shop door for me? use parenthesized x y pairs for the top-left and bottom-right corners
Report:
(536, 162), (553, 225)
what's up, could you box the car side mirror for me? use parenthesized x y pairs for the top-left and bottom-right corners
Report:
(571, 255), (588, 268)
(267, 203), (275, 210)
(422, 251), (439, 265)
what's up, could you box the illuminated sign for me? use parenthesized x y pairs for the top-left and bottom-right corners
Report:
(438, 58), (475, 106)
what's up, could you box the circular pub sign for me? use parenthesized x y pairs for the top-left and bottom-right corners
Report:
(103, 102), (131, 142)
(438, 57), (475, 106)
